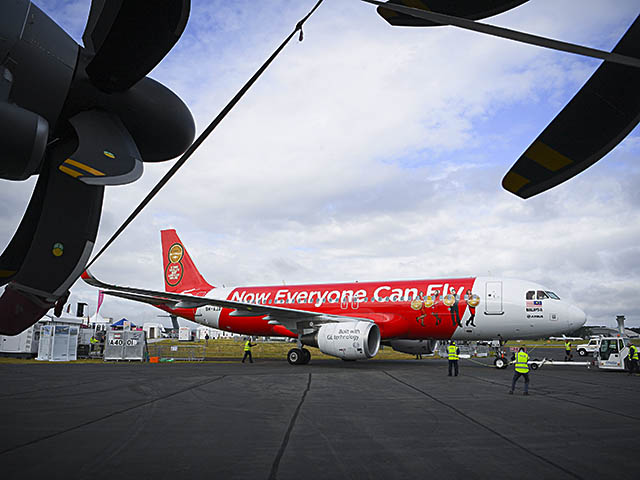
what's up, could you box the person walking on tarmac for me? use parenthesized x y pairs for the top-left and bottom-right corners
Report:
(242, 338), (257, 363)
(448, 341), (460, 376)
(627, 343), (639, 375)
(564, 340), (572, 361)
(510, 347), (530, 395)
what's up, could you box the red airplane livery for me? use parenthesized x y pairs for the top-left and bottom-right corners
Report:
(82, 229), (586, 364)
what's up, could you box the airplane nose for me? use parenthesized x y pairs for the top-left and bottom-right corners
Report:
(567, 304), (587, 329)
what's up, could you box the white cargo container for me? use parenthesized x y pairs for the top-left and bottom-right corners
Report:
(36, 325), (79, 361)
(0, 325), (39, 357)
(178, 327), (191, 341)
(143, 322), (165, 340)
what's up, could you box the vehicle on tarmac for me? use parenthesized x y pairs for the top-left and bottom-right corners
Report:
(577, 338), (601, 357)
(594, 336), (634, 371)
(82, 230), (587, 365)
(527, 336), (635, 372)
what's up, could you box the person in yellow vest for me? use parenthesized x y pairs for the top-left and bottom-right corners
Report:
(447, 340), (460, 376)
(627, 343), (639, 375)
(564, 340), (572, 361)
(509, 346), (530, 395)
(242, 338), (257, 363)
(89, 334), (99, 352)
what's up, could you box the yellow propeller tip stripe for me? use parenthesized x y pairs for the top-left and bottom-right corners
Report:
(502, 171), (530, 193)
(524, 141), (572, 172)
(59, 165), (83, 178)
(64, 159), (105, 177)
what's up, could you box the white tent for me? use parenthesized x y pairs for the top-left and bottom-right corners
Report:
(88, 312), (111, 331)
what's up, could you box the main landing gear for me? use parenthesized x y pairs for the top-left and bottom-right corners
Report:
(287, 347), (311, 365)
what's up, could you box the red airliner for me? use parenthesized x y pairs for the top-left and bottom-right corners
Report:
(82, 229), (586, 364)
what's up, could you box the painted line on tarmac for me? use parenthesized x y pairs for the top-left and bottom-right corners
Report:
(464, 373), (640, 421)
(0, 375), (226, 457)
(268, 373), (312, 480)
(528, 370), (640, 394)
(383, 370), (583, 480)
(0, 378), (105, 399)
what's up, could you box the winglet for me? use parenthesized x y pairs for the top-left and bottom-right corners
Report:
(81, 269), (102, 288)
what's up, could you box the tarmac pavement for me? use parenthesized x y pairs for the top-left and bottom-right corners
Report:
(1, 347), (638, 479)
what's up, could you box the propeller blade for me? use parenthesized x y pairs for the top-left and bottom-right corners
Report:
(503, 16), (640, 199)
(375, 0), (528, 27)
(0, 139), (104, 334)
(83, 0), (190, 93)
(365, 0), (640, 68)
(59, 110), (143, 186)
(0, 162), (50, 287)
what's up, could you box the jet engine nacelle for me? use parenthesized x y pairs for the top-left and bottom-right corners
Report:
(304, 321), (381, 360)
(386, 339), (439, 356)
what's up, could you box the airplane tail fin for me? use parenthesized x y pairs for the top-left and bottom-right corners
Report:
(161, 229), (213, 294)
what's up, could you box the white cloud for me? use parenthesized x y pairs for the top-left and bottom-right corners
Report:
(2, 0), (639, 328)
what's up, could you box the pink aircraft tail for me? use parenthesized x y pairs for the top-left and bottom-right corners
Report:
(161, 229), (213, 295)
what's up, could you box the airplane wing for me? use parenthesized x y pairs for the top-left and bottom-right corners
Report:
(81, 271), (372, 335)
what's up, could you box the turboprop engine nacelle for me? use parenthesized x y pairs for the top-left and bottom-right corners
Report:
(302, 321), (381, 360)
(386, 339), (439, 356)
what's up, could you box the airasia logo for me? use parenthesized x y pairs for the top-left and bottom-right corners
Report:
(165, 243), (184, 286)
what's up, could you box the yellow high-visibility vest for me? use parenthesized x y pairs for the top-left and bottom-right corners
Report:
(244, 341), (252, 352)
(565, 341), (571, 351)
(448, 345), (459, 360)
(630, 345), (639, 360)
(515, 351), (529, 373)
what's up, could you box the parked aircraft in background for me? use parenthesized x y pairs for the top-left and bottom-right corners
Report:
(82, 230), (586, 365)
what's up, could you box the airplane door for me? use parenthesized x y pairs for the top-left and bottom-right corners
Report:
(341, 296), (360, 310)
(340, 297), (348, 310)
(485, 281), (503, 315)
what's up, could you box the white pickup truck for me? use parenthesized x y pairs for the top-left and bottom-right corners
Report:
(576, 338), (600, 357)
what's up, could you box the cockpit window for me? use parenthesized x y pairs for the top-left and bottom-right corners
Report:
(526, 291), (535, 300)
(545, 291), (560, 300)
(536, 291), (549, 300)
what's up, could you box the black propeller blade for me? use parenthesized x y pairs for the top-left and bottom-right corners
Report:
(376, 0), (528, 27)
(83, 0), (190, 93)
(0, 137), (104, 334)
(0, 0), (195, 335)
(503, 15), (640, 199)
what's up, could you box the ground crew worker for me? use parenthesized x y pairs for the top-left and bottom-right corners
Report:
(628, 343), (639, 375)
(447, 341), (460, 376)
(242, 338), (257, 363)
(564, 340), (572, 361)
(90, 334), (99, 352)
(510, 347), (530, 395)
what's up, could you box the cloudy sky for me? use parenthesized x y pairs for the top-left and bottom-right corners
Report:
(2, 0), (639, 328)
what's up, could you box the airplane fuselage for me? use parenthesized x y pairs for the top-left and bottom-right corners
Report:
(160, 276), (586, 341)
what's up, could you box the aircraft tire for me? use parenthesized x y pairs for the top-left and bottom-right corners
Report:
(301, 348), (311, 365)
(287, 348), (303, 365)
(530, 363), (538, 371)
(578, 349), (587, 357)
(494, 357), (507, 369)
